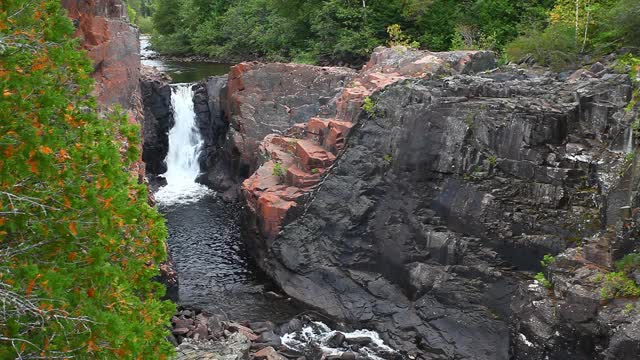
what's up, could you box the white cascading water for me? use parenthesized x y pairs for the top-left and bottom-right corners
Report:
(155, 84), (213, 205)
(625, 127), (634, 153)
(282, 321), (398, 359)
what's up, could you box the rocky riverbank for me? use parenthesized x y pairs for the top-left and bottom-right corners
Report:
(170, 307), (403, 360)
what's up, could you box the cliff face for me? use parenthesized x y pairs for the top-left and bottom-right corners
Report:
(140, 66), (174, 176)
(136, 39), (639, 356)
(62, 0), (144, 180)
(62, 0), (141, 117)
(229, 49), (639, 358)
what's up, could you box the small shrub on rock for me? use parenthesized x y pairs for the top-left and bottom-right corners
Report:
(273, 162), (286, 179)
(600, 272), (640, 300)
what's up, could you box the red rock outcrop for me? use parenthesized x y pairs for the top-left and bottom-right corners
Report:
(62, 0), (143, 178)
(241, 47), (496, 240)
(223, 62), (356, 177)
(62, 0), (141, 115)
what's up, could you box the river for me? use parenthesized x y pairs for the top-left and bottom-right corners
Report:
(141, 35), (231, 83)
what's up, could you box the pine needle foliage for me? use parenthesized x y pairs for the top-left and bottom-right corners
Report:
(0, 1), (175, 358)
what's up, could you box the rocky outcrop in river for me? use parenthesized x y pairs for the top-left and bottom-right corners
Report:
(223, 49), (638, 358)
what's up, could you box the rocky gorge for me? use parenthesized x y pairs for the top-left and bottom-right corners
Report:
(140, 45), (640, 358)
(64, 1), (640, 358)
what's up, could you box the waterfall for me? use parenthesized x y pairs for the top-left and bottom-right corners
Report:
(625, 127), (634, 153)
(155, 84), (212, 205)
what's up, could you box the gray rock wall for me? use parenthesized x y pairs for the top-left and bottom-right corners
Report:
(245, 68), (636, 359)
(140, 66), (174, 175)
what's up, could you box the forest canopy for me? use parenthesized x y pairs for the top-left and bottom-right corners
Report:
(139, 0), (639, 67)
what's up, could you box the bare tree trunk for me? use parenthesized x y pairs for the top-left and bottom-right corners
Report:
(575, 0), (580, 45)
(362, 0), (367, 26)
(581, 0), (591, 53)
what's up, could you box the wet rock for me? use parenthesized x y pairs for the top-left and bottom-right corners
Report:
(278, 318), (303, 335)
(345, 337), (372, 346)
(341, 352), (357, 360)
(326, 332), (346, 348)
(256, 331), (282, 347)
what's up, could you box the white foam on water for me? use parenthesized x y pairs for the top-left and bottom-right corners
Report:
(155, 84), (213, 205)
(282, 321), (397, 359)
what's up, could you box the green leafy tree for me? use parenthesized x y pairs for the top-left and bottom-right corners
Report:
(0, 1), (174, 358)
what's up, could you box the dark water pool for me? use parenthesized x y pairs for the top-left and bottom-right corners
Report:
(160, 194), (302, 322)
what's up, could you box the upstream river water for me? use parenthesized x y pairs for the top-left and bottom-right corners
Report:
(141, 35), (231, 83)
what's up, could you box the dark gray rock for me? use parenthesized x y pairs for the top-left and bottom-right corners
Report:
(140, 65), (174, 175)
(589, 62), (605, 74)
(345, 337), (371, 346)
(256, 331), (281, 347)
(278, 318), (303, 335)
(341, 352), (357, 360)
(326, 332), (346, 348)
(242, 66), (637, 359)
